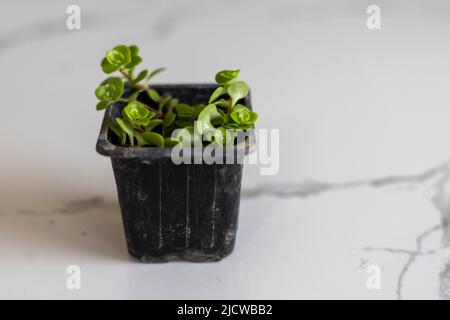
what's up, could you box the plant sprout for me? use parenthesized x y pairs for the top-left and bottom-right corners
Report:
(95, 45), (258, 147)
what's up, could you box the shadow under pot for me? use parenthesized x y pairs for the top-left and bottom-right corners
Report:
(96, 84), (255, 262)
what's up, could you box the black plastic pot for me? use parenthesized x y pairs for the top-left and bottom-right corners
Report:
(96, 84), (255, 262)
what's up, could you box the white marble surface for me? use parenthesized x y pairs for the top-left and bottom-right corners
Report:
(1, 0), (450, 299)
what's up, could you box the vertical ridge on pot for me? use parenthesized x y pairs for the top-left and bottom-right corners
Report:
(188, 164), (198, 252)
(185, 166), (191, 249)
(192, 164), (217, 251)
(213, 164), (243, 252)
(112, 158), (162, 257)
(142, 159), (162, 251)
(161, 160), (190, 251)
(158, 159), (162, 249)
(210, 166), (217, 249)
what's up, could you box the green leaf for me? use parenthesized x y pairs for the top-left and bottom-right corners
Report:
(147, 67), (166, 81)
(107, 77), (123, 96)
(95, 77), (124, 103)
(164, 137), (180, 148)
(168, 98), (179, 111)
(123, 81), (133, 89)
(174, 103), (204, 123)
(132, 69), (148, 84)
(158, 95), (171, 111)
(96, 100), (110, 111)
(144, 119), (163, 132)
(175, 118), (194, 128)
(105, 45), (131, 67)
(229, 104), (257, 125)
(209, 86), (226, 104)
(249, 111), (258, 123)
(162, 111), (176, 136)
(223, 122), (253, 130)
(108, 121), (124, 142)
(215, 69), (240, 84)
(123, 101), (155, 127)
(163, 111), (176, 128)
(142, 132), (164, 147)
(223, 106), (255, 130)
(227, 81), (249, 106)
(101, 57), (119, 74)
(194, 104), (206, 116)
(95, 86), (106, 100)
(134, 130), (148, 147)
(125, 45), (142, 69)
(197, 104), (223, 134)
(175, 103), (196, 118)
(116, 118), (135, 146)
(127, 88), (144, 101)
(214, 98), (229, 109)
(147, 89), (161, 103)
(126, 55), (142, 69)
(129, 45), (139, 56)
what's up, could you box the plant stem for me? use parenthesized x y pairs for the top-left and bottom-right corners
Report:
(120, 68), (148, 91)
(118, 68), (163, 118)
(119, 68), (133, 81)
(228, 98), (233, 113)
(119, 68), (164, 118)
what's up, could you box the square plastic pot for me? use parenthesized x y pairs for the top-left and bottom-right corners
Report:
(96, 84), (255, 262)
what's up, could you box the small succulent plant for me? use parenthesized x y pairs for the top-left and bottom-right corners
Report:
(95, 45), (258, 147)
